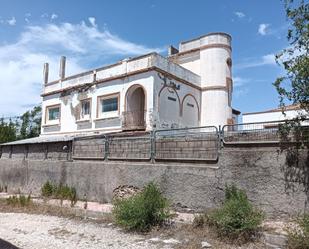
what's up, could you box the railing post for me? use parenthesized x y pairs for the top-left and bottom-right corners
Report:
(9, 145), (12, 159)
(150, 130), (156, 163)
(44, 144), (48, 160)
(104, 135), (109, 161)
(218, 125), (224, 149)
(25, 144), (29, 159)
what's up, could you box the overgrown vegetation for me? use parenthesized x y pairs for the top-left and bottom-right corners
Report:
(274, 0), (309, 114)
(205, 185), (264, 242)
(287, 213), (309, 249)
(0, 184), (7, 192)
(112, 182), (170, 232)
(6, 194), (32, 207)
(0, 105), (41, 144)
(41, 181), (77, 207)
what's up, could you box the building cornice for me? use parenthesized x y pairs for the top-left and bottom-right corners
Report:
(41, 66), (202, 97)
(169, 43), (232, 59)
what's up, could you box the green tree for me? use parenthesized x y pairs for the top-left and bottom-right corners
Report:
(0, 105), (41, 144)
(0, 118), (17, 143)
(274, 0), (309, 115)
(18, 105), (42, 139)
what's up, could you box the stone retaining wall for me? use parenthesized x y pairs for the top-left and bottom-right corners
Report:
(0, 146), (308, 217)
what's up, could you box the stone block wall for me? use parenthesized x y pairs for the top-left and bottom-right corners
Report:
(108, 136), (151, 160)
(0, 142), (71, 161)
(73, 137), (105, 159)
(0, 146), (308, 217)
(155, 136), (218, 161)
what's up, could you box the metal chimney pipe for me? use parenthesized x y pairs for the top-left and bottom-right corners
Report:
(59, 56), (66, 80)
(43, 63), (49, 84)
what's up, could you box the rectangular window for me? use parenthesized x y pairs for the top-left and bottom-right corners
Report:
(97, 93), (120, 119)
(81, 99), (91, 117)
(49, 107), (60, 120)
(101, 97), (118, 112)
(46, 104), (60, 124)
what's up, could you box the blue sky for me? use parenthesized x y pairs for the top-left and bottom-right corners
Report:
(0, 0), (290, 116)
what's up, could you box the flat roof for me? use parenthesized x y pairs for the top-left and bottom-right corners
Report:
(180, 32), (232, 45)
(0, 135), (75, 146)
(242, 104), (301, 116)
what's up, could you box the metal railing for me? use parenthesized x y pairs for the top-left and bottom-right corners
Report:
(154, 126), (219, 161)
(222, 119), (309, 145)
(107, 133), (151, 160)
(69, 119), (309, 162)
(122, 110), (146, 130)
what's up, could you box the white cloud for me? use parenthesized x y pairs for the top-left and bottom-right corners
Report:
(0, 20), (162, 116)
(234, 11), (245, 18)
(51, 13), (58, 20)
(233, 76), (250, 88)
(25, 13), (31, 23)
(261, 54), (276, 65)
(88, 17), (97, 27)
(258, 23), (270, 35)
(41, 13), (49, 18)
(7, 17), (16, 26)
(234, 53), (276, 70)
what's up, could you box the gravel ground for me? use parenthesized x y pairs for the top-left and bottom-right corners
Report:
(0, 213), (173, 249)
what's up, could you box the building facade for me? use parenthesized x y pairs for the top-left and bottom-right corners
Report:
(242, 104), (309, 128)
(41, 33), (238, 136)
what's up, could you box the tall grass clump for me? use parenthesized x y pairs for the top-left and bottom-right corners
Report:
(41, 181), (77, 207)
(287, 213), (309, 249)
(207, 185), (264, 241)
(112, 182), (170, 232)
(6, 194), (32, 207)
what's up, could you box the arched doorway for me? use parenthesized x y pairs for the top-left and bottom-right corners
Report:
(123, 85), (146, 130)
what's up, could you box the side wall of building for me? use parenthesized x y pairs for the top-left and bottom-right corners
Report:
(170, 33), (233, 127)
(0, 147), (308, 217)
(41, 71), (156, 135)
(152, 72), (201, 129)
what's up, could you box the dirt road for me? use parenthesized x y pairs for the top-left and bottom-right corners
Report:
(0, 213), (174, 249)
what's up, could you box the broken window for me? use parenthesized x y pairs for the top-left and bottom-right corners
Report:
(81, 99), (91, 118)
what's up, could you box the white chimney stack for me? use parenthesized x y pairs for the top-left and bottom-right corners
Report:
(43, 62), (49, 84)
(59, 56), (66, 80)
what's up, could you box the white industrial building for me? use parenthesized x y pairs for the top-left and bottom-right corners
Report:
(242, 105), (308, 124)
(41, 32), (240, 136)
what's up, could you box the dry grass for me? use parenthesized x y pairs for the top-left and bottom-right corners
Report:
(0, 198), (113, 225)
(0, 198), (266, 248)
(148, 223), (265, 249)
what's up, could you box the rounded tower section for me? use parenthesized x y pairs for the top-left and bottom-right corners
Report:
(199, 33), (233, 127)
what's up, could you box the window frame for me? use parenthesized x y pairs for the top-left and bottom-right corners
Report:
(79, 98), (92, 121)
(45, 104), (61, 125)
(96, 92), (120, 119)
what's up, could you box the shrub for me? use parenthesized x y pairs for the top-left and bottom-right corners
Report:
(41, 181), (54, 197)
(207, 185), (264, 241)
(6, 194), (32, 207)
(287, 213), (309, 249)
(41, 181), (77, 206)
(113, 182), (170, 232)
